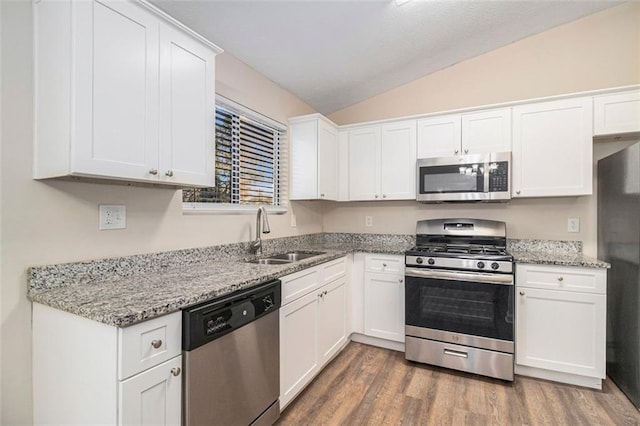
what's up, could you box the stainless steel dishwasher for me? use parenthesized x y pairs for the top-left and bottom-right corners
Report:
(182, 279), (281, 426)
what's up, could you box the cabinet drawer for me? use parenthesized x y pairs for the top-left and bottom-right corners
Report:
(281, 267), (321, 306)
(516, 264), (606, 294)
(322, 257), (347, 284)
(118, 311), (182, 380)
(364, 254), (404, 274)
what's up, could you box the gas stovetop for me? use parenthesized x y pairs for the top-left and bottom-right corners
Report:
(406, 218), (513, 273)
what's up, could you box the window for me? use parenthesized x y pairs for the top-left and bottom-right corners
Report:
(183, 97), (287, 210)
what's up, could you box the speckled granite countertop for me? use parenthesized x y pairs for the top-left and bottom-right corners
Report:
(508, 239), (610, 269)
(28, 233), (413, 327)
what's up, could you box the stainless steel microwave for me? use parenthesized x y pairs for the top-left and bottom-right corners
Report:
(416, 152), (511, 202)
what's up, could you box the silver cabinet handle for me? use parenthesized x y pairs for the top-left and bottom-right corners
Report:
(165, 170), (174, 177)
(151, 339), (162, 349)
(382, 194), (387, 198)
(171, 367), (181, 377)
(454, 149), (459, 154)
(320, 193), (325, 197)
(558, 276), (564, 282)
(374, 194), (379, 199)
(149, 168), (158, 175)
(444, 348), (468, 358)
(519, 291), (525, 296)
(398, 278), (403, 283)
(382, 263), (387, 267)
(516, 190), (521, 195)
(464, 149), (469, 154)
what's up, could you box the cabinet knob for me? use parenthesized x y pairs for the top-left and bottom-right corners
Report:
(516, 190), (521, 195)
(398, 278), (403, 283)
(320, 193), (325, 197)
(454, 149), (459, 154)
(171, 367), (181, 377)
(151, 339), (163, 349)
(464, 149), (469, 154)
(382, 263), (387, 267)
(519, 291), (525, 296)
(558, 276), (564, 282)
(165, 170), (174, 177)
(382, 194), (387, 198)
(375, 194), (379, 199)
(149, 168), (158, 175)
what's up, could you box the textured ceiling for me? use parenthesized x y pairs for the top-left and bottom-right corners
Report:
(150, 0), (621, 114)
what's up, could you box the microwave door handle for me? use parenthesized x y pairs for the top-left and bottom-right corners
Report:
(405, 267), (514, 285)
(484, 162), (490, 193)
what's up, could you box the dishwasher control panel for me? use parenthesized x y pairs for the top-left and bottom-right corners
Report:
(182, 279), (281, 351)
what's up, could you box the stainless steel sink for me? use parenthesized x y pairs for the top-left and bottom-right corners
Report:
(246, 258), (293, 265)
(267, 251), (325, 262)
(245, 251), (325, 265)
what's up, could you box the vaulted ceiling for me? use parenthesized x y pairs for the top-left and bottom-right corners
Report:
(151, 0), (621, 114)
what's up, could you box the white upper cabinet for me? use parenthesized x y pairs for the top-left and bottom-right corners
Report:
(34, 0), (221, 187)
(512, 97), (593, 198)
(289, 115), (338, 200)
(593, 90), (640, 136)
(348, 120), (416, 201)
(348, 126), (381, 200)
(417, 108), (511, 158)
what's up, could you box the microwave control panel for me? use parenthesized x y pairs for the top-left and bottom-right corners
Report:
(488, 162), (509, 192)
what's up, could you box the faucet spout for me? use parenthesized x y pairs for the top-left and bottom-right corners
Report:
(249, 206), (271, 254)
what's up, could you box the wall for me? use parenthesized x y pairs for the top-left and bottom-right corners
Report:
(324, 2), (640, 257)
(329, 3), (640, 124)
(0, 2), (317, 424)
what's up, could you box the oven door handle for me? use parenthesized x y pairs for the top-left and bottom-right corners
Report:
(405, 267), (514, 285)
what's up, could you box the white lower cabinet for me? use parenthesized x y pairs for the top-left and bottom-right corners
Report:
(33, 304), (182, 425)
(279, 257), (348, 409)
(515, 264), (607, 389)
(361, 253), (405, 344)
(119, 357), (182, 425)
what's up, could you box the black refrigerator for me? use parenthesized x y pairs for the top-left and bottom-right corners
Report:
(598, 142), (640, 409)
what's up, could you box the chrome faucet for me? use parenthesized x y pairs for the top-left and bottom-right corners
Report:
(249, 206), (271, 254)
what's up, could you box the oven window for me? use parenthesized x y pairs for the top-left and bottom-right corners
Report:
(420, 164), (485, 194)
(406, 276), (513, 341)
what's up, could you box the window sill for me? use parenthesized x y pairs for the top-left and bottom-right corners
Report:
(182, 203), (288, 215)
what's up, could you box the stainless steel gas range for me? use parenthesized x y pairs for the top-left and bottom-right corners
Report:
(404, 218), (514, 381)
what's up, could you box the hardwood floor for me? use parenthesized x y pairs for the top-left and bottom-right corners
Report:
(277, 342), (640, 426)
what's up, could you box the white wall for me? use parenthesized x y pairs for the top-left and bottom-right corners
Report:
(0, 2), (319, 424)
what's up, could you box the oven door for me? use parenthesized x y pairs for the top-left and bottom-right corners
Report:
(405, 267), (514, 351)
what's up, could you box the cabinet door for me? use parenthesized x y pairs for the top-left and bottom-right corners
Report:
(348, 127), (381, 200)
(280, 291), (319, 408)
(337, 130), (350, 201)
(289, 120), (319, 200)
(512, 97), (593, 197)
(318, 277), (347, 366)
(594, 91), (640, 136)
(461, 108), (512, 154)
(380, 121), (417, 200)
(74, 0), (159, 180)
(416, 114), (461, 158)
(364, 272), (405, 342)
(159, 24), (215, 187)
(119, 356), (182, 426)
(516, 287), (605, 378)
(318, 120), (339, 200)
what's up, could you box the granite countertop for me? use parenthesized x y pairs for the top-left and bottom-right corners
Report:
(508, 239), (610, 269)
(28, 233), (413, 327)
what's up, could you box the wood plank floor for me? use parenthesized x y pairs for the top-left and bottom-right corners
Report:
(277, 342), (640, 426)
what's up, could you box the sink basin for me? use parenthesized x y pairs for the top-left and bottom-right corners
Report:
(267, 251), (325, 262)
(246, 258), (293, 265)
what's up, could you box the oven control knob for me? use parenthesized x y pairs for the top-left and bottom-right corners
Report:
(491, 262), (499, 270)
(427, 258), (435, 265)
(477, 261), (485, 269)
(416, 257), (423, 264)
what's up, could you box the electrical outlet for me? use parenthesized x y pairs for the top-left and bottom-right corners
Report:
(567, 217), (580, 233)
(100, 205), (126, 230)
(290, 214), (297, 228)
(365, 216), (373, 227)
